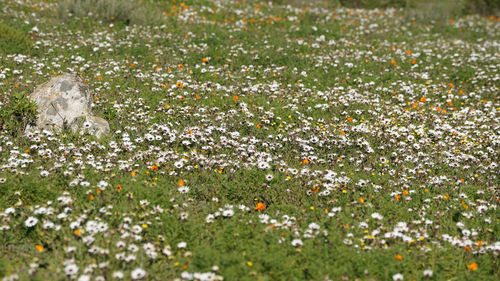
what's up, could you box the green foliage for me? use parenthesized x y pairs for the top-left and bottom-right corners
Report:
(0, 92), (38, 137)
(335, 0), (499, 16)
(405, 0), (465, 23)
(463, 0), (500, 15)
(0, 22), (33, 55)
(339, 0), (407, 8)
(102, 105), (118, 121)
(334, 0), (499, 21)
(57, 0), (165, 26)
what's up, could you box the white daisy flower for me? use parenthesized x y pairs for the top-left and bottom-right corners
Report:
(291, 239), (303, 247)
(393, 273), (404, 281)
(423, 269), (433, 277)
(64, 264), (79, 276)
(131, 268), (146, 280)
(25, 217), (38, 228)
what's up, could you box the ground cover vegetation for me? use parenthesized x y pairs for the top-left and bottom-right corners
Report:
(0, 0), (499, 280)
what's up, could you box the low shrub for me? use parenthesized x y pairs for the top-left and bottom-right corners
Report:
(0, 22), (33, 55)
(339, 0), (407, 9)
(405, 0), (465, 23)
(463, 0), (500, 16)
(328, 0), (499, 16)
(57, 0), (164, 26)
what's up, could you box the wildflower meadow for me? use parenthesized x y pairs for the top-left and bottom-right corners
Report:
(0, 0), (499, 280)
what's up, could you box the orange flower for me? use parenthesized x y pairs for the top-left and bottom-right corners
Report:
(391, 60), (397, 66)
(88, 193), (94, 200)
(74, 229), (81, 236)
(394, 254), (403, 261)
(151, 165), (158, 171)
(420, 97), (426, 102)
(35, 245), (44, 252)
(358, 197), (364, 203)
(178, 180), (185, 186)
(402, 190), (409, 196)
(202, 57), (208, 63)
(116, 184), (122, 192)
(233, 95), (238, 103)
(178, 64), (184, 69)
(255, 202), (266, 211)
(177, 82), (183, 88)
(131, 171), (136, 177)
(467, 262), (478, 271)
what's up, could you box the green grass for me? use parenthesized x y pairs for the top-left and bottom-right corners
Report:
(0, 0), (499, 280)
(0, 21), (34, 55)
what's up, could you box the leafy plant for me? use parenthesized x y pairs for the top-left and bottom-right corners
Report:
(0, 92), (38, 137)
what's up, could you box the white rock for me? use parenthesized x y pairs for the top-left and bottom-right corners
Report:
(27, 73), (109, 138)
